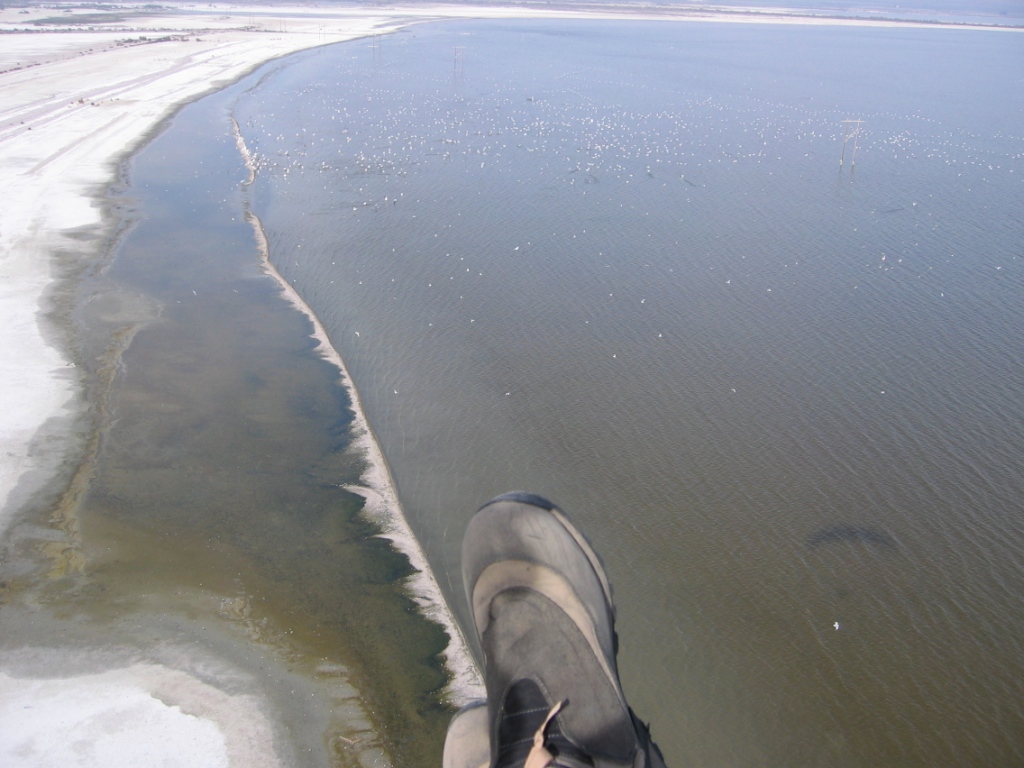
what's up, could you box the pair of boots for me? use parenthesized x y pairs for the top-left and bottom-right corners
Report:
(443, 493), (667, 768)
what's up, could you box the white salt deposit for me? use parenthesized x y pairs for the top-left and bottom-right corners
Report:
(0, 664), (278, 768)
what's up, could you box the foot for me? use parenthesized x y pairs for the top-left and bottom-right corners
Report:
(452, 492), (666, 768)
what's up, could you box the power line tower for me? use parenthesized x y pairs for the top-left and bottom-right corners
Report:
(840, 119), (864, 169)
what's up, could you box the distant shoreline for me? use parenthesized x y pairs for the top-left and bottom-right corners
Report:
(464, 0), (1024, 29)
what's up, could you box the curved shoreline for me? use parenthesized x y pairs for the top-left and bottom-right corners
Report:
(241, 199), (484, 703)
(0, 8), (470, 766)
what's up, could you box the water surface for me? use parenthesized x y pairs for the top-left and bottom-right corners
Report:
(74, 74), (453, 768)
(237, 21), (1024, 767)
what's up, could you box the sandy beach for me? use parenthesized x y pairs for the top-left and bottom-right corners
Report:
(1, 1), (1019, 766)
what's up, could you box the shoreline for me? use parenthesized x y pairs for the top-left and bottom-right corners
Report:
(234, 112), (484, 703)
(0, 6), (455, 766)
(1, 3), (1021, 766)
(241, 203), (484, 705)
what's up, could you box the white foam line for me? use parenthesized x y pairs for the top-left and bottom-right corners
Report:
(235, 126), (483, 703)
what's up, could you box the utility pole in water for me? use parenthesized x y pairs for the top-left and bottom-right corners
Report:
(371, 33), (381, 65)
(840, 119), (864, 169)
(453, 46), (465, 83)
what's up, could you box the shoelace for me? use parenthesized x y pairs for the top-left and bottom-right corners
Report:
(524, 700), (567, 768)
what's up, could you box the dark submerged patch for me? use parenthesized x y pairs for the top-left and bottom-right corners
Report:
(807, 524), (897, 550)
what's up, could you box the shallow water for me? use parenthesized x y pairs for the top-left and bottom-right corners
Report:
(68, 78), (454, 768)
(235, 20), (1024, 767)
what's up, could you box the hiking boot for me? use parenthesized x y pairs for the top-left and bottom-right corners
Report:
(453, 492), (666, 768)
(444, 701), (490, 768)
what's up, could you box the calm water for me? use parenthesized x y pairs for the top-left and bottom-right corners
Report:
(233, 21), (1024, 766)
(78, 78), (452, 767)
